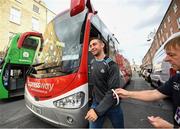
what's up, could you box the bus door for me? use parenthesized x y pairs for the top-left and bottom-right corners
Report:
(88, 15), (126, 90)
(2, 63), (30, 96)
(88, 22), (110, 104)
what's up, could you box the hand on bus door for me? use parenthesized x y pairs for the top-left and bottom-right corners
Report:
(85, 109), (98, 122)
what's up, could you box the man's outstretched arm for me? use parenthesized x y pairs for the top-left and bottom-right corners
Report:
(114, 88), (167, 101)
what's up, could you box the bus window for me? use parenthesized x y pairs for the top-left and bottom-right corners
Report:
(3, 65), (10, 87)
(10, 69), (23, 79)
(0, 58), (4, 68)
(23, 37), (39, 50)
(89, 24), (109, 55)
(3, 69), (9, 87)
(108, 37), (116, 59)
(32, 9), (88, 78)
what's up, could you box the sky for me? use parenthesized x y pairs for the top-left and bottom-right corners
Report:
(43, 0), (171, 65)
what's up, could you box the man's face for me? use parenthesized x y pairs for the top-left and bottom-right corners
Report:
(89, 39), (104, 57)
(164, 46), (180, 71)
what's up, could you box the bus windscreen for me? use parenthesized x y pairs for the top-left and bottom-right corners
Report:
(23, 37), (38, 50)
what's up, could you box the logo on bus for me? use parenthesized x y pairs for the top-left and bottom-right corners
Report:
(27, 80), (54, 93)
(23, 52), (29, 58)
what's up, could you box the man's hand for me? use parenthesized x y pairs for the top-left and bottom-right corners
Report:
(114, 88), (130, 99)
(85, 109), (98, 122)
(148, 116), (173, 129)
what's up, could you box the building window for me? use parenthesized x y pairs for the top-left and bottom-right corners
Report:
(9, 7), (21, 24)
(173, 3), (178, 13)
(166, 33), (168, 39)
(164, 23), (166, 29)
(32, 17), (40, 31)
(15, 0), (22, 4)
(33, 4), (39, 13)
(162, 36), (165, 43)
(168, 16), (171, 23)
(170, 27), (173, 35)
(161, 29), (163, 34)
(159, 40), (162, 45)
(177, 17), (180, 29)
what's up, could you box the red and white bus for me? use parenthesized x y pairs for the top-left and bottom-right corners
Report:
(115, 53), (132, 85)
(25, 0), (130, 127)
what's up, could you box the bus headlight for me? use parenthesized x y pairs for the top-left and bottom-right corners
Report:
(53, 92), (85, 109)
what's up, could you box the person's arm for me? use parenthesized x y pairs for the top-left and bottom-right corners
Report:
(94, 63), (120, 116)
(148, 116), (174, 129)
(115, 88), (167, 101)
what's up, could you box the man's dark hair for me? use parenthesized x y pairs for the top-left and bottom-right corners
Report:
(89, 37), (104, 44)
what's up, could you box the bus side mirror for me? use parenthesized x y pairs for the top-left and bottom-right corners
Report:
(18, 32), (43, 50)
(70, 0), (86, 16)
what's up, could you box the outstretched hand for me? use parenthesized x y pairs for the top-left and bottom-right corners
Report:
(114, 88), (130, 99)
(148, 116), (173, 129)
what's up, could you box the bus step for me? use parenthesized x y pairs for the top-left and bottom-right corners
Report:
(9, 89), (24, 98)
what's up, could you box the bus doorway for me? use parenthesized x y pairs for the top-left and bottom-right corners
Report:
(3, 64), (30, 97)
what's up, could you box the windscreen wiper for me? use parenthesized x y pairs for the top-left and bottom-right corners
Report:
(36, 65), (72, 74)
(32, 62), (45, 67)
(26, 62), (45, 75)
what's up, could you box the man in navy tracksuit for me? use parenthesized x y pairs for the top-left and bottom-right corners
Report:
(85, 37), (124, 128)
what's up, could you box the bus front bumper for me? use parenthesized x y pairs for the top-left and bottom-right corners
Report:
(25, 95), (89, 128)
